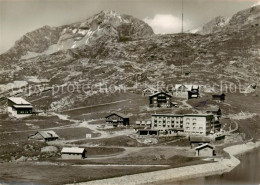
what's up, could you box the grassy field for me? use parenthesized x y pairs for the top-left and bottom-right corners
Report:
(0, 163), (167, 185)
(0, 90), (259, 184)
(72, 135), (144, 147)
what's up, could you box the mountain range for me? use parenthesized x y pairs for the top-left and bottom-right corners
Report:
(0, 6), (259, 111)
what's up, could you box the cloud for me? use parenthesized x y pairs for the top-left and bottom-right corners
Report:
(251, 0), (260, 6)
(143, 14), (187, 34)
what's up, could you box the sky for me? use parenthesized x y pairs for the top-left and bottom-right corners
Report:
(0, 0), (259, 54)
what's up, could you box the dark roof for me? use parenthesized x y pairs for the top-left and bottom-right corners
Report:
(212, 93), (226, 97)
(189, 136), (211, 143)
(138, 129), (159, 132)
(152, 114), (184, 117)
(106, 113), (129, 119)
(37, 130), (59, 139)
(149, 92), (172, 98)
(206, 107), (221, 112)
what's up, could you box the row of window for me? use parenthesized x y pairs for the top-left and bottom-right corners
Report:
(186, 127), (203, 130)
(154, 124), (183, 128)
(17, 110), (32, 114)
(185, 131), (204, 135)
(154, 117), (183, 121)
(154, 120), (183, 123)
(186, 122), (197, 125)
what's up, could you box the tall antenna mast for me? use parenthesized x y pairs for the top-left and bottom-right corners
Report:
(181, 0), (184, 76)
(182, 0), (184, 33)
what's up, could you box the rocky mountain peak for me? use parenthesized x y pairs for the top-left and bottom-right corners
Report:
(0, 10), (154, 62)
(196, 16), (229, 35)
(194, 5), (260, 35)
(229, 5), (260, 26)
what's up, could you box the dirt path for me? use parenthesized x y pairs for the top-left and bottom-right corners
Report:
(181, 99), (193, 109)
(60, 99), (131, 113)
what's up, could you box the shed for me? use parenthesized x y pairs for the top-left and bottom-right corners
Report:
(138, 129), (159, 136)
(195, 143), (215, 157)
(29, 130), (59, 142)
(212, 93), (226, 101)
(206, 107), (222, 116)
(189, 136), (211, 148)
(7, 97), (33, 118)
(61, 147), (86, 159)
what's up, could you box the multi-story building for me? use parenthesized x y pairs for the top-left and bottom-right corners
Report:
(151, 114), (217, 136)
(151, 114), (184, 134)
(183, 114), (215, 136)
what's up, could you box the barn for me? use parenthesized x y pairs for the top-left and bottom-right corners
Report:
(29, 130), (59, 142)
(61, 147), (86, 159)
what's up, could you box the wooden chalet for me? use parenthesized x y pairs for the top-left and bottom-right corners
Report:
(149, 92), (172, 108)
(105, 113), (129, 127)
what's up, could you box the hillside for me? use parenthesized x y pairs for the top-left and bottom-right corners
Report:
(0, 7), (260, 111)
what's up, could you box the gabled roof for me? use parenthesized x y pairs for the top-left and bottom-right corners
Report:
(175, 84), (199, 91)
(212, 93), (226, 97)
(195, 143), (214, 150)
(106, 113), (129, 119)
(61, 147), (85, 154)
(8, 97), (31, 105)
(152, 114), (184, 117)
(143, 86), (158, 92)
(149, 92), (172, 98)
(189, 136), (211, 143)
(38, 130), (59, 139)
(206, 107), (221, 112)
(184, 114), (213, 117)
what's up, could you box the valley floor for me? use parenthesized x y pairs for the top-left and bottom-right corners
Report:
(0, 92), (260, 185)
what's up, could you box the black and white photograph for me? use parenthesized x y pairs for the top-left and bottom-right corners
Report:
(0, 0), (260, 184)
